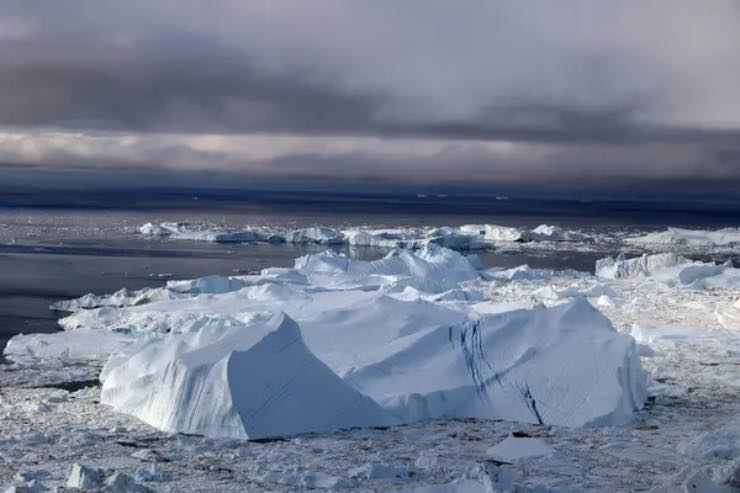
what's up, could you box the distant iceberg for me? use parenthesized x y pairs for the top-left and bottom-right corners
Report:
(595, 252), (734, 287)
(626, 227), (740, 249)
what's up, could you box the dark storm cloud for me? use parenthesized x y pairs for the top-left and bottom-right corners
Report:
(0, 1), (738, 142)
(1, 0), (740, 190)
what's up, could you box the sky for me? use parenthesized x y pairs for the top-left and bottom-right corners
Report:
(1, 1), (739, 195)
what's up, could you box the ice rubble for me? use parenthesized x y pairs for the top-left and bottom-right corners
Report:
(6, 245), (649, 439)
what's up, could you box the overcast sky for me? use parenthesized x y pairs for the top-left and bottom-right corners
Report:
(1, 1), (739, 193)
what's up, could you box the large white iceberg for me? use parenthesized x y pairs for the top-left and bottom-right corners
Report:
(7, 245), (649, 438)
(95, 296), (646, 436)
(100, 312), (396, 439)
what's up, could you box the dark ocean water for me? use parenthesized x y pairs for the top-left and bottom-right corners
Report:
(0, 191), (738, 353)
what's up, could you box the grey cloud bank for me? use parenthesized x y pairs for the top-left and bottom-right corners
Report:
(0, 1), (739, 191)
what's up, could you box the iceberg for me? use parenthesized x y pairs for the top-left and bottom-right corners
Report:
(459, 224), (522, 242)
(295, 244), (482, 292)
(626, 227), (740, 249)
(138, 222), (170, 237)
(4, 329), (136, 364)
(344, 228), (423, 249)
(7, 245), (648, 439)
(595, 252), (734, 287)
(520, 224), (591, 242)
(100, 313), (396, 439)
(283, 227), (344, 244)
(138, 221), (270, 243)
(423, 227), (486, 250)
(331, 298), (646, 428)
(94, 296), (646, 436)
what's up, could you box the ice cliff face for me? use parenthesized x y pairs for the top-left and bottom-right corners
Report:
(100, 313), (395, 439)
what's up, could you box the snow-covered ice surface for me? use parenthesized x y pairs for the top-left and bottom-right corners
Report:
(3, 243), (740, 491)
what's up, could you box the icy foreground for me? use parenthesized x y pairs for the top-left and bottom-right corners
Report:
(9, 246), (647, 441)
(4, 249), (740, 490)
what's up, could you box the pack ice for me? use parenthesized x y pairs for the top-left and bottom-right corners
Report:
(7, 245), (648, 439)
